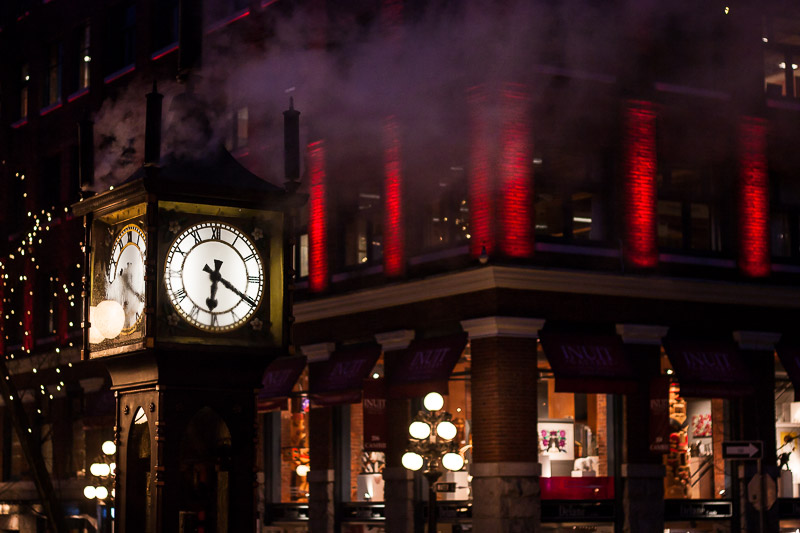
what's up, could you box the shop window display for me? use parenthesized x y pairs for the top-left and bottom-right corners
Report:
(279, 397), (310, 503)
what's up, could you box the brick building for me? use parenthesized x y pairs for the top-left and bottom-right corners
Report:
(3, 1), (800, 533)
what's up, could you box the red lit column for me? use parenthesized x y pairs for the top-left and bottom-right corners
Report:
(468, 84), (534, 260)
(622, 100), (658, 269)
(308, 141), (329, 292)
(738, 117), (770, 277)
(383, 117), (405, 277)
(468, 86), (495, 258)
(498, 84), (534, 258)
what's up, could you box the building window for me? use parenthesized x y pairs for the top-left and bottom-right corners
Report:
(342, 191), (383, 267)
(44, 42), (62, 107)
(19, 63), (29, 120)
(76, 23), (91, 91)
(106, 3), (136, 75)
(225, 107), (249, 152)
(152, 0), (179, 53)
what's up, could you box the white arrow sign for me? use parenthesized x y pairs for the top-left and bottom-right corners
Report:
(722, 440), (763, 460)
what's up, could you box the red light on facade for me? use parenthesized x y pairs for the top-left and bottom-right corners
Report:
(380, 0), (403, 39)
(468, 86), (494, 258)
(622, 100), (658, 268)
(738, 117), (770, 277)
(498, 84), (533, 258)
(308, 141), (329, 292)
(383, 117), (405, 277)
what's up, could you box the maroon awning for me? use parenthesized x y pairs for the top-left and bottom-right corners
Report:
(386, 333), (468, 399)
(777, 343), (800, 401)
(664, 338), (753, 398)
(257, 356), (307, 411)
(309, 344), (381, 406)
(538, 331), (636, 394)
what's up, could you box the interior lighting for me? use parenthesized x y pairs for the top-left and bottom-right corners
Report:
(401, 452), (424, 471)
(83, 486), (96, 499)
(90, 463), (110, 477)
(409, 421), (432, 440)
(102, 441), (116, 455)
(94, 486), (109, 500)
(442, 452), (465, 471)
(295, 464), (310, 477)
(436, 421), (458, 441)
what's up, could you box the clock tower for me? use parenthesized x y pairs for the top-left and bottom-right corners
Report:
(72, 86), (303, 533)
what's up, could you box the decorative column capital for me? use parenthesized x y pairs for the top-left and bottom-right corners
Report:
(733, 330), (780, 351)
(615, 324), (668, 345)
(460, 317), (545, 340)
(375, 330), (415, 352)
(300, 342), (336, 362)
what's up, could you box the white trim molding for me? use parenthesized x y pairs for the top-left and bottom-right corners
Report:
(461, 317), (545, 339)
(375, 330), (415, 352)
(733, 331), (781, 351)
(300, 342), (335, 362)
(294, 266), (800, 324)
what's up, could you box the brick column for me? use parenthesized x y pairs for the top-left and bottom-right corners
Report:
(734, 331), (780, 533)
(302, 342), (336, 533)
(461, 317), (544, 533)
(375, 330), (416, 533)
(616, 324), (668, 533)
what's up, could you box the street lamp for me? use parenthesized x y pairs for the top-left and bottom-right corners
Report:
(84, 440), (117, 532)
(402, 392), (465, 533)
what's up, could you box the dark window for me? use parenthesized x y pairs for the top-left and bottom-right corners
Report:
(68, 145), (80, 204)
(74, 23), (91, 91)
(106, 3), (136, 74)
(40, 154), (61, 211)
(35, 272), (58, 340)
(152, 0), (179, 52)
(206, 0), (249, 24)
(19, 63), (29, 120)
(44, 42), (62, 107)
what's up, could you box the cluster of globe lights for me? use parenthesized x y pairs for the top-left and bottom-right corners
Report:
(401, 392), (465, 473)
(84, 440), (117, 500)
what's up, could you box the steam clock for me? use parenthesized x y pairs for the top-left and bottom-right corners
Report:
(72, 93), (301, 533)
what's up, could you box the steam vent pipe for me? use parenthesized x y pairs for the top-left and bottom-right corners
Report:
(145, 81), (163, 166)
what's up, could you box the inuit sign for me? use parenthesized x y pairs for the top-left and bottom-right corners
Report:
(538, 331), (636, 394)
(387, 333), (467, 399)
(309, 345), (381, 406)
(664, 338), (751, 398)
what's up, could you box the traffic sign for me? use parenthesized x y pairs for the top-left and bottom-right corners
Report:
(722, 440), (763, 460)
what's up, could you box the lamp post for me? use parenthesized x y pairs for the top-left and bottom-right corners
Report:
(84, 440), (117, 532)
(401, 392), (465, 533)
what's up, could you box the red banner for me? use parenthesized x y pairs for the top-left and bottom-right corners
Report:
(664, 338), (753, 398)
(387, 333), (467, 399)
(309, 345), (381, 406)
(363, 378), (387, 451)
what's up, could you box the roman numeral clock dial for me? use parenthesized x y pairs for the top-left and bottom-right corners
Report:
(164, 221), (265, 332)
(107, 224), (147, 334)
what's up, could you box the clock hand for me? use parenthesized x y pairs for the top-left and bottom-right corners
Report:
(203, 260), (224, 311)
(218, 275), (259, 308)
(120, 266), (145, 302)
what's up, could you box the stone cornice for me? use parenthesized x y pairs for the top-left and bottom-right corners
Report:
(374, 330), (415, 352)
(294, 265), (800, 324)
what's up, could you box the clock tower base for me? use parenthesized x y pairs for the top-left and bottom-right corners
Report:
(103, 348), (269, 533)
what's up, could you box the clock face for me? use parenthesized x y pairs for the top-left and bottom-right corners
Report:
(164, 221), (264, 332)
(106, 224), (147, 334)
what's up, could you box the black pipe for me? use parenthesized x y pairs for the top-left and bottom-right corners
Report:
(284, 97), (301, 190)
(145, 80), (163, 166)
(78, 116), (94, 195)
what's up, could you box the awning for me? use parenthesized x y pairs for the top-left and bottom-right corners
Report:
(386, 332), (468, 399)
(309, 344), (381, 406)
(257, 356), (307, 411)
(538, 330), (636, 394)
(664, 338), (753, 398)
(777, 342), (800, 401)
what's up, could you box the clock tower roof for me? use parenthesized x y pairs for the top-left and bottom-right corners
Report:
(73, 144), (295, 216)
